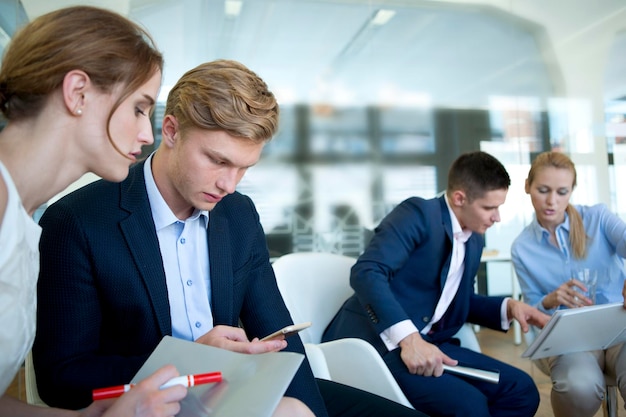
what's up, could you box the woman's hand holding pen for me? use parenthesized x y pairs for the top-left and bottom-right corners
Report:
(82, 365), (186, 417)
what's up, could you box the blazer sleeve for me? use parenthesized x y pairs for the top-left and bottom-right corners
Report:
(350, 198), (430, 333)
(34, 194), (159, 409)
(217, 194), (329, 417)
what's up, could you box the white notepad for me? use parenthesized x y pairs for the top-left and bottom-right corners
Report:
(522, 302), (626, 360)
(132, 336), (304, 417)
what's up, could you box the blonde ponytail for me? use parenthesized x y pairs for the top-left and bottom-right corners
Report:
(565, 204), (587, 259)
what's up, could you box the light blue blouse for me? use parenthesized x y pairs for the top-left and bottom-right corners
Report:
(511, 204), (626, 314)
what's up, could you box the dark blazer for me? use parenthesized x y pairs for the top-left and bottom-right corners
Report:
(323, 196), (505, 354)
(34, 161), (326, 416)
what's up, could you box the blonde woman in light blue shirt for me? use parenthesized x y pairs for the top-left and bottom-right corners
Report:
(511, 151), (626, 417)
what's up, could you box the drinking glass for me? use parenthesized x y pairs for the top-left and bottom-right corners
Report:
(570, 268), (598, 304)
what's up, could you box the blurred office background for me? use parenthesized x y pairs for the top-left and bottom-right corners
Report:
(2, 0), (626, 297)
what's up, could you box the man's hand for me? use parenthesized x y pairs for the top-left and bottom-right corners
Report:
(398, 332), (457, 377)
(195, 325), (287, 354)
(506, 299), (550, 332)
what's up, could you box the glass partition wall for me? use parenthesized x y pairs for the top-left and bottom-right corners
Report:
(5, 0), (626, 297)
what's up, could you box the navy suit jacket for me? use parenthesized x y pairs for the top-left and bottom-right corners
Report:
(323, 196), (505, 354)
(34, 161), (326, 416)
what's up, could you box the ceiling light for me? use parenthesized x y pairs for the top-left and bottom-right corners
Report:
(225, 0), (242, 18)
(370, 9), (395, 26)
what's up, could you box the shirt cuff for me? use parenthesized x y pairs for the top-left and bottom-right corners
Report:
(380, 320), (419, 351)
(538, 296), (557, 315)
(501, 297), (511, 330)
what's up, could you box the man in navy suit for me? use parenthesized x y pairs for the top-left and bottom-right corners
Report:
(323, 151), (550, 417)
(33, 60), (426, 417)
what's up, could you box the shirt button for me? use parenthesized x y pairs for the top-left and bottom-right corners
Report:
(422, 316), (430, 323)
(195, 322), (201, 328)
(180, 238), (186, 244)
(186, 280), (193, 286)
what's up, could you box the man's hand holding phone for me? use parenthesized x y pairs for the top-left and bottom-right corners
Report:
(193, 323), (311, 355)
(260, 322), (312, 341)
(196, 325), (286, 354)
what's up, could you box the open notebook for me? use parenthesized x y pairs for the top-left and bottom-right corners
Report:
(132, 336), (304, 417)
(522, 302), (626, 360)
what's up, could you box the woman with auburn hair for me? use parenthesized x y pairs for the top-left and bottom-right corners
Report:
(511, 151), (626, 417)
(0, 6), (188, 417)
(1, 7), (320, 417)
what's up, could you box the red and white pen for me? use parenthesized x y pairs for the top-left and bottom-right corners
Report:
(92, 371), (222, 401)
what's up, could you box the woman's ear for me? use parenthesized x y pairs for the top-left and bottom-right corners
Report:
(62, 70), (89, 116)
(161, 115), (179, 147)
(524, 179), (530, 194)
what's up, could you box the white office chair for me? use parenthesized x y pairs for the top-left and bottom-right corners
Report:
(272, 251), (482, 409)
(273, 252), (356, 345)
(304, 338), (414, 408)
(25, 350), (48, 407)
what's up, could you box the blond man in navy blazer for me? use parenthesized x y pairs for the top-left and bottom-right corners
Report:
(34, 60), (426, 417)
(324, 152), (550, 417)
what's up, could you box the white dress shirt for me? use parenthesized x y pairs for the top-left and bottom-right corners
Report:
(421, 198), (471, 334)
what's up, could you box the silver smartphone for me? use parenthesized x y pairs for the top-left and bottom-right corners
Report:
(260, 322), (312, 341)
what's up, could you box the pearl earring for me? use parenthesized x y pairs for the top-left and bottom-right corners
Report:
(75, 108), (83, 115)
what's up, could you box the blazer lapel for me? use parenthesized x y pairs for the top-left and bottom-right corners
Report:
(438, 196), (454, 290)
(207, 209), (234, 325)
(463, 234), (482, 282)
(119, 162), (172, 336)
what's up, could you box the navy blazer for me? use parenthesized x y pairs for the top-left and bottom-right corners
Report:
(34, 161), (326, 415)
(323, 196), (505, 354)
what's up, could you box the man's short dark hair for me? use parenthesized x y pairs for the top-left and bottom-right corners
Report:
(447, 151), (510, 201)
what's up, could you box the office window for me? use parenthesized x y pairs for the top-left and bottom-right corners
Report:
(309, 106), (370, 156)
(380, 107), (435, 155)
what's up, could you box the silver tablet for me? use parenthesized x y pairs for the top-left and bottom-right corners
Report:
(522, 302), (626, 360)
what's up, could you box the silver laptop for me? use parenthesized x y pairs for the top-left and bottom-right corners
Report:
(522, 302), (626, 360)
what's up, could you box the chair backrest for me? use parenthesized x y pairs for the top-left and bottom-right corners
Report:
(303, 343), (331, 380)
(315, 338), (414, 408)
(272, 252), (356, 344)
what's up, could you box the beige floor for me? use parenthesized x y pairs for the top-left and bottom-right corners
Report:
(475, 327), (624, 417)
(5, 329), (625, 416)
